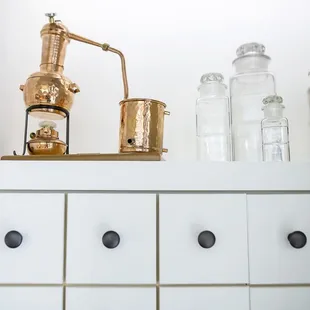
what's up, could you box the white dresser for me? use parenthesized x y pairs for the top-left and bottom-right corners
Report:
(0, 161), (309, 310)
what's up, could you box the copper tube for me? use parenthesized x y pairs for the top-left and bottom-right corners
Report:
(67, 32), (102, 48)
(68, 32), (129, 99)
(107, 46), (129, 100)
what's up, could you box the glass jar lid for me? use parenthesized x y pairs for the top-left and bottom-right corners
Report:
(200, 73), (224, 84)
(262, 95), (285, 116)
(233, 42), (271, 64)
(198, 72), (227, 96)
(263, 95), (283, 105)
(237, 42), (266, 56)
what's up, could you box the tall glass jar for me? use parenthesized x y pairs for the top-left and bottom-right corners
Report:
(196, 73), (231, 161)
(261, 95), (290, 162)
(230, 42), (276, 161)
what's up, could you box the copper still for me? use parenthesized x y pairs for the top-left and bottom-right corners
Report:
(20, 16), (80, 120)
(15, 13), (169, 156)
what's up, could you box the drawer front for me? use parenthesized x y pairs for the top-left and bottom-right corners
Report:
(160, 194), (248, 284)
(0, 194), (64, 283)
(251, 287), (310, 310)
(66, 194), (156, 284)
(66, 287), (156, 310)
(0, 287), (62, 309)
(161, 287), (249, 310)
(248, 194), (310, 284)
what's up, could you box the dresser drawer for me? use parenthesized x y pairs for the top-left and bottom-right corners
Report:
(160, 287), (249, 310)
(248, 194), (310, 284)
(0, 287), (62, 309)
(250, 287), (310, 310)
(160, 194), (248, 284)
(0, 194), (64, 283)
(66, 287), (156, 310)
(66, 194), (156, 284)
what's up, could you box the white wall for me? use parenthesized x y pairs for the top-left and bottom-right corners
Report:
(1, 0), (310, 161)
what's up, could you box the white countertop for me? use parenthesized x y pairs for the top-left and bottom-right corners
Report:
(0, 161), (309, 191)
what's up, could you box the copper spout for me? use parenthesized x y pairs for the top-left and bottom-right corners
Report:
(68, 32), (129, 99)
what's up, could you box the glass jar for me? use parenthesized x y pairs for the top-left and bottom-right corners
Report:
(230, 42), (276, 161)
(261, 95), (290, 162)
(196, 73), (231, 161)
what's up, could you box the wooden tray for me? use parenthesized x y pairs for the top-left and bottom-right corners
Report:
(1, 153), (162, 161)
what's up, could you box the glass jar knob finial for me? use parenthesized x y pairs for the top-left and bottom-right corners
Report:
(200, 73), (224, 84)
(236, 42), (266, 57)
(263, 95), (283, 105)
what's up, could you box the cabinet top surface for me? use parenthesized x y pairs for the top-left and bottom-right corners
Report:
(0, 161), (309, 192)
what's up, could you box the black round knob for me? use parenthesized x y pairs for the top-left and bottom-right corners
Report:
(288, 231), (307, 249)
(198, 230), (216, 248)
(102, 231), (120, 249)
(4, 230), (23, 249)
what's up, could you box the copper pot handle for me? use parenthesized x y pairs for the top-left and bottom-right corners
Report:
(68, 83), (80, 94)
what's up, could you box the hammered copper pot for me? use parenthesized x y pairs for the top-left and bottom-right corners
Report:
(119, 98), (169, 154)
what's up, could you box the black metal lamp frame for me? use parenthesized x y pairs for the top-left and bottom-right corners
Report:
(13, 105), (70, 156)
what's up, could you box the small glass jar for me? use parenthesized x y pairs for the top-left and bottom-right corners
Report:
(196, 73), (231, 161)
(230, 42), (276, 161)
(261, 95), (290, 162)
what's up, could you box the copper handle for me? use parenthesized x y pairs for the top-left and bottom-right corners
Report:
(68, 83), (80, 94)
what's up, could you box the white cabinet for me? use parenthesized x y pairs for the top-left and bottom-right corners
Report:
(0, 163), (309, 308)
(251, 287), (310, 310)
(0, 193), (64, 283)
(66, 287), (156, 310)
(160, 287), (249, 310)
(248, 194), (310, 284)
(66, 194), (156, 284)
(0, 287), (62, 309)
(160, 194), (248, 284)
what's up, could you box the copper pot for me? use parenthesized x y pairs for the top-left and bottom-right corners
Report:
(27, 121), (67, 155)
(119, 98), (169, 154)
